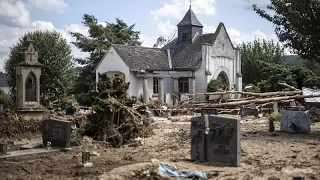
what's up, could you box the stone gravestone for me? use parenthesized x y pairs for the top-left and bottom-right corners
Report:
(280, 110), (311, 133)
(283, 106), (302, 111)
(42, 119), (73, 148)
(241, 107), (259, 117)
(206, 115), (240, 166)
(200, 108), (218, 116)
(190, 115), (240, 166)
(190, 116), (206, 162)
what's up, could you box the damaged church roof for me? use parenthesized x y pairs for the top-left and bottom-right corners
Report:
(112, 44), (170, 71)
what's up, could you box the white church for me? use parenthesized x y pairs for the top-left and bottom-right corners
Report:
(94, 7), (242, 103)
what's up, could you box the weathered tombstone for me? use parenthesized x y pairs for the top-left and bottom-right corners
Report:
(0, 142), (8, 155)
(190, 116), (206, 162)
(65, 106), (75, 115)
(241, 107), (259, 117)
(42, 119), (73, 148)
(283, 106), (301, 111)
(280, 110), (311, 133)
(269, 119), (275, 132)
(290, 100), (296, 107)
(206, 115), (240, 166)
(249, 103), (256, 109)
(201, 108), (218, 116)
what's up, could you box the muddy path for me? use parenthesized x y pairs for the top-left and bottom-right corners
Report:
(0, 115), (320, 179)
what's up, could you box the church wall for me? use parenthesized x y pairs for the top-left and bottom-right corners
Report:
(208, 25), (238, 90)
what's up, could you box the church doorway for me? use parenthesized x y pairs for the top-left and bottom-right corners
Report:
(216, 71), (229, 90)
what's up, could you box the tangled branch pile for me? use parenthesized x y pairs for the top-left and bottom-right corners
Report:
(84, 75), (152, 148)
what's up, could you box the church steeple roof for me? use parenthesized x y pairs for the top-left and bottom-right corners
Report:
(177, 7), (203, 27)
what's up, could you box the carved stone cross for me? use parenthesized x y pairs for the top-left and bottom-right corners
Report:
(25, 41), (38, 63)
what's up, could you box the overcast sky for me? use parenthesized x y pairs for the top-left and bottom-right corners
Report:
(0, 0), (281, 72)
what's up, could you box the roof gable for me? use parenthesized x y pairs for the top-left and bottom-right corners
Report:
(213, 23), (237, 49)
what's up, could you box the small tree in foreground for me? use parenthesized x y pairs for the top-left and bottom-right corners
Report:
(84, 74), (151, 148)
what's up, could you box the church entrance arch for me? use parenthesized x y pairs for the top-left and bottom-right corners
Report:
(217, 71), (229, 90)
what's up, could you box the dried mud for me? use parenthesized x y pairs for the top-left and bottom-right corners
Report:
(1, 114), (320, 180)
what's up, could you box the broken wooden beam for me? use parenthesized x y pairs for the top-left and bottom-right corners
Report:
(187, 90), (302, 97)
(192, 94), (320, 108)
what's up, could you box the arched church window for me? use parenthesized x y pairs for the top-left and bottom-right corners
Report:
(25, 72), (37, 102)
(182, 33), (187, 41)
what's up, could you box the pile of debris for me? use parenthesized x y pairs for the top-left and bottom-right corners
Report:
(83, 76), (153, 148)
(138, 83), (320, 116)
(186, 83), (320, 113)
(0, 114), (41, 139)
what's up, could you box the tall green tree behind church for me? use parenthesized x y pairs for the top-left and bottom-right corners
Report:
(70, 14), (141, 97)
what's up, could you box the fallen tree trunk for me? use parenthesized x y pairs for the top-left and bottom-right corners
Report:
(192, 94), (320, 108)
(188, 90), (302, 97)
(278, 82), (301, 91)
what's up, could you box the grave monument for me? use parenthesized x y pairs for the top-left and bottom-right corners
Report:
(191, 113), (240, 166)
(15, 40), (45, 120)
(42, 119), (73, 148)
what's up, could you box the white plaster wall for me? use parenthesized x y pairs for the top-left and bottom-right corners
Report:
(195, 61), (207, 93)
(95, 47), (137, 97)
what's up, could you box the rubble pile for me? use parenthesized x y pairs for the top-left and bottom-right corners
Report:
(0, 115), (41, 139)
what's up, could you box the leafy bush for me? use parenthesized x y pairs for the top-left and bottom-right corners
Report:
(207, 79), (224, 92)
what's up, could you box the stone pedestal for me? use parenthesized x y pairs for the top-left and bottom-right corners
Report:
(17, 107), (45, 120)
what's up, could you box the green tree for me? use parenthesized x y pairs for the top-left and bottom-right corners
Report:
(238, 39), (284, 84)
(5, 30), (75, 106)
(70, 14), (141, 98)
(255, 60), (320, 92)
(253, 0), (320, 61)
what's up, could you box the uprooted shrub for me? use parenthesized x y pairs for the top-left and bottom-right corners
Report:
(83, 74), (152, 148)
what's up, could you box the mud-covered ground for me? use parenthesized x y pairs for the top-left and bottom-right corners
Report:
(1, 114), (320, 180)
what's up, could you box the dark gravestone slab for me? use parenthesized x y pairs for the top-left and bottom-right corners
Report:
(283, 106), (302, 111)
(241, 107), (259, 117)
(190, 116), (206, 162)
(65, 106), (75, 115)
(305, 102), (320, 110)
(280, 110), (311, 133)
(0, 143), (8, 155)
(42, 119), (73, 148)
(201, 108), (218, 116)
(206, 115), (240, 166)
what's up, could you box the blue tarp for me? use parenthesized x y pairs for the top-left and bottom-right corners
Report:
(158, 164), (207, 179)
